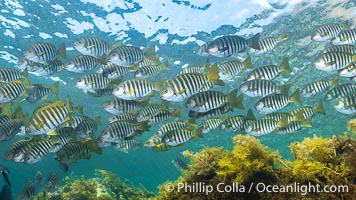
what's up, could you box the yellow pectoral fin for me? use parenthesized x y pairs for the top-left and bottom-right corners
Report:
(127, 89), (135, 95)
(87, 81), (94, 86)
(36, 121), (45, 129)
(177, 88), (186, 95)
(87, 45), (96, 49)
(47, 129), (58, 136)
(38, 51), (45, 56)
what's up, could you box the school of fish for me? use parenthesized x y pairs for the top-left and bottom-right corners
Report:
(0, 21), (355, 199)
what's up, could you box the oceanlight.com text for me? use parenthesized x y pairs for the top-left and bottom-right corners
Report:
(164, 182), (349, 195)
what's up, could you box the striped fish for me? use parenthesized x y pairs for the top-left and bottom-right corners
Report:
(248, 34), (288, 55)
(255, 89), (301, 114)
(334, 93), (356, 114)
(239, 79), (290, 97)
(64, 54), (106, 73)
(0, 68), (27, 83)
(108, 113), (136, 123)
(76, 73), (114, 90)
(197, 33), (260, 57)
(115, 140), (142, 153)
(18, 180), (36, 200)
(25, 98), (72, 135)
(0, 118), (24, 141)
(85, 85), (115, 97)
(245, 58), (291, 81)
(75, 116), (100, 139)
(339, 62), (356, 77)
(23, 42), (66, 62)
(103, 97), (141, 115)
(324, 84), (356, 101)
(45, 172), (60, 192)
(135, 62), (169, 79)
(332, 28), (356, 45)
(218, 57), (252, 81)
(148, 109), (181, 126)
(54, 140), (102, 165)
(301, 76), (338, 97)
(189, 103), (232, 120)
(136, 104), (163, 122)
(277, 120), (312, 135)
(262, 112), (304, 123)
(113, 79), (161, 100)
(201, 116), (226, 134)
(24, 138), (61, 164)
(220, 109), (255, 132)
(73, 37), (111, 57)
(311, 21), (349, 41)
(161, 65), (222, 102)
(324, 44), (356, 55)
(99, 121), (149, 142)
(100, 62), (132, 79)
(3, 138), (32, 162)
(0, 116), (11, 126)
(108, 46), (155, 66)
(178, 65), (208, 75)
(26, 82), (59, 103)
(54, 127), (77, 135)
(0, 79), (30, 103)
(30, 60), (64, 76)
(60, 115), (87, 128)
(314, 52), (356, 72)
(244, 118), (288, 137)
(46, 133), (77, 153)
(156, 120), (193, 138)
(185, 90), (243, 112)
(290, 100), (325, 120)
(162, 128), (203, 147)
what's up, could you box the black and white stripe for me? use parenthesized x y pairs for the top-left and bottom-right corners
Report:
(136, 104), (163, 122)
(324, 84), (356, 101)
(157, 121), (188, 138)
(301, 81), (331, 97)
(76, 73), (111, 90)
(100, 121), (142, 142)
(324, 44), (356, 54)
(114, 79), (155, 100)
(24, 139), (60, 164)
(332, 28), (356, 45)
(108, 46), (145, 66)
(74, 37), (111, 57)
(186, 91), (226, 112)
(239, 79), (279, 97)
(201, 118), (223, 134)
(103, 97), (140, 115)
(24, 42), (58, 62)
(0, 68), (24, 83)
(65, 55), (101, 73)
(162, 129), (195, 146)
(0, 81), (26, 103)
(312, 23), (345, 41)
(0, 118), (23, 141)
(101, 63), (131, 78)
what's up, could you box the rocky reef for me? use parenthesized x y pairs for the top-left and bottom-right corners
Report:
(33, 169), (154, 200)
(155, 119), (356, 199)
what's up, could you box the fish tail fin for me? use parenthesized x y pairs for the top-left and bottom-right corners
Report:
(289, 88), (302, 105)
(195, 126), (204, 138)
(279, 58), (291, 75)
(242, 56), (252, 68)
(22, 67), (28, 78)
(154, 78), (166, 91)
(94, 116), (101, 126)
(314, 100), (326, 115)
(206, 63), (220, 81)
(246, 108), (256, 121)
(50, 82), (60, 95)
(170, 108), (181, 117)
(329, 75), (339, 87)
(302, 118), (313, 128)
(247, 33), (261, 50)
(161, 61), (170, 70)
(227, 90), (244, 110)
(97, 54), (107, 65)
(278, 84), (291, 96)
(277, 116), (289, 128)
(57, 43), (67, 59)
